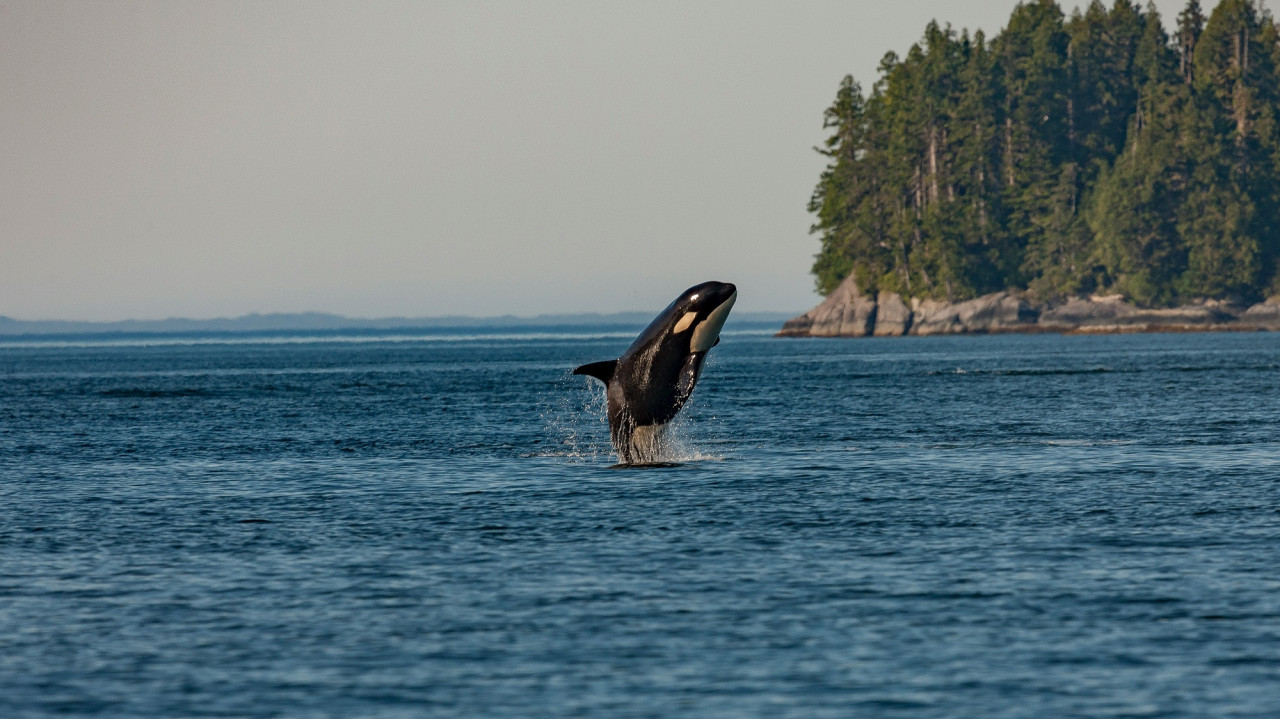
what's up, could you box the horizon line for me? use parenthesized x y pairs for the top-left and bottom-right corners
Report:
(0, 309), (802, 336)
(0, 308), (803, 323)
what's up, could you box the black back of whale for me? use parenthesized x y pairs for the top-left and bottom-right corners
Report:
(574, 281), (736, 462)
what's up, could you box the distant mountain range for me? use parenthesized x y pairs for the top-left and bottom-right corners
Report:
(0, 311), (797, 337)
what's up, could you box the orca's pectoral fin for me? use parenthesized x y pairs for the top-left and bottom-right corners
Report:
(573, 359), (618, 385)
(676, 352), (706, 402)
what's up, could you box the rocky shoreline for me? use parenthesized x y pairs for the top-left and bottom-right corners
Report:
(777, 274), (1280, 337)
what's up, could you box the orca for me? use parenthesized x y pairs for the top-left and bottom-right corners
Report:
(574, 281), (737, 464)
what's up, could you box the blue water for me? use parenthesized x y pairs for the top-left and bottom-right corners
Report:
(3, 328), (1280, 717)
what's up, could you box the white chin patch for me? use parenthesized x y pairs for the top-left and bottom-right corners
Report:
(690, 291), (736, 352)
(673, 311), (698, 334)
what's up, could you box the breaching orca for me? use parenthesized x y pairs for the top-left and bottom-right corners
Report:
(574, 281), (737, 464)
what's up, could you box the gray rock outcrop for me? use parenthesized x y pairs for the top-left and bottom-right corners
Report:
(778, 285), (1280, 338)
(911, 292), (1038, 335)
(1038, 295), (1240, 332)
(777, 274), (877, 337)
(873, 292), (912, 336)
(1239, 299), (1280, 330)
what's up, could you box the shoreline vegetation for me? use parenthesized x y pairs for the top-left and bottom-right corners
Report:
(786, 0), (1280, 337)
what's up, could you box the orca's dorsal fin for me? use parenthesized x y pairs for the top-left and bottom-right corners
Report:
(573, 359), (618, 385)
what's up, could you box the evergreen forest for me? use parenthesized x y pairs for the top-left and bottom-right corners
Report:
(808, 0), (1280, 306)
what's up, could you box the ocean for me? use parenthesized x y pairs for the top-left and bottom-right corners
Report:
(2, 327), (1279, 717)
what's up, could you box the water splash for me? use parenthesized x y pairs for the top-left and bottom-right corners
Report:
(648, 420), (723, 464)
(542, 361), (726, 465)
(537, 370), (611, 461)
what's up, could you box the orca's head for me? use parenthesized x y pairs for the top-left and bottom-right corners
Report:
(667, 281), (737, 352)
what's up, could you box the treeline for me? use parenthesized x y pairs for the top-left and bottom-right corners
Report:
(809, 0), (1280, 306)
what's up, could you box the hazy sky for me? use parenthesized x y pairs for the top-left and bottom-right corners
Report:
(1, 0), (1214, 320)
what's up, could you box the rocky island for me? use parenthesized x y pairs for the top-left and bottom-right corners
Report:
(792, 1), (1280, 340)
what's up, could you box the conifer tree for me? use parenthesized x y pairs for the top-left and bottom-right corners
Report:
(1179, 0), (1280, 299)
(950, 29), (1011, 294)
(994, 0), (1072, 295)
(1089, 5), (1187, 305)
(809, 75), (870, 295)
(1176, 0), (1206, 84)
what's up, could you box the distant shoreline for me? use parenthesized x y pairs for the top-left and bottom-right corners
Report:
(0, 311), (797, 339)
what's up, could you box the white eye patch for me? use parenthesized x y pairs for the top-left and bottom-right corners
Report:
(673, 311), (698, 333)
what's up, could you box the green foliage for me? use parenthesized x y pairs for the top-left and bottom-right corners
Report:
(808, 0), (1280, 305)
